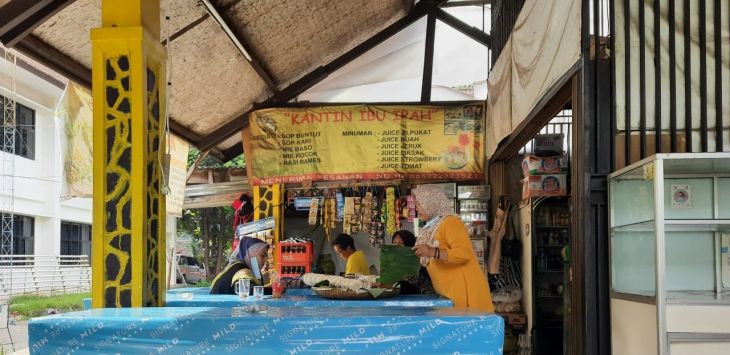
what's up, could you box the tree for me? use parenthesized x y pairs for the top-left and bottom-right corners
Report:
(177, 148), (245, 279)
(186, 147), (245, 169)
(178, 207), (235, 279)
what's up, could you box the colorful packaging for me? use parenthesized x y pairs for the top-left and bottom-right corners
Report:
(308, 198), (319, 225)
(336, 192), (345, 222)
(471, 238), (485, 261)
(521, 174), (568, 200)
(386, 187), (396, 236)
(521, 154), (569, 176)
(406, 195), (416, 222)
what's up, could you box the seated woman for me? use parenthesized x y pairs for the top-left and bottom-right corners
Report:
(391, 230), (434, 295)
(331, 233), (370, 275)
(210, 236), (269, 294)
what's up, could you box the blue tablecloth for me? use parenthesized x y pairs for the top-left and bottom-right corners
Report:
(166, 287), (312, 296)
(84, 288), (453, 309)
(29, 306), (504, 354)
(166, 291), (453, 308)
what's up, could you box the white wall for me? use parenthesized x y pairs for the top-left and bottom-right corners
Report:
(1, 52), (93, 256)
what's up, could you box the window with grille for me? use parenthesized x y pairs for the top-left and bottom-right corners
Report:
(0, 213), (34, 255)
(1, 95), (36, 160)
(60, 221), (91, 257)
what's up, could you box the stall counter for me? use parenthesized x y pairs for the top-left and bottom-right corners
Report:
(29, 306), (505, 354)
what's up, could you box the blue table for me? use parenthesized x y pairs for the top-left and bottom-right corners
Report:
(29, 306), (504, 354)
(84, 288), (454, 309)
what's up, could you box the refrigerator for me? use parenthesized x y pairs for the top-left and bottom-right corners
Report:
(519, 196), (570, 355)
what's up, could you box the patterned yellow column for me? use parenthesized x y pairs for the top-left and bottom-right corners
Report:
(91, 0), (166, 308)
(253, 184), (284, 274)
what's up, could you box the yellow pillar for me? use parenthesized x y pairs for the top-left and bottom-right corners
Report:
(252, 184), (284, 278)
(91, 0), (166, 307)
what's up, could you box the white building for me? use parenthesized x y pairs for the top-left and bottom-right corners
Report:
(1, 50), (93, 259)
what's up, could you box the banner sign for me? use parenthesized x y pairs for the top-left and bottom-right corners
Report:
(241, 104), (485, 185)
(59, 82), (94, 198)
(235, 217), (275, 237)
(166, 135), (190, 217)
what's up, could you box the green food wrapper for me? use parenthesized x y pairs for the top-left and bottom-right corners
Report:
(367, 288), (386, 299)
(378, 245), (420, 284)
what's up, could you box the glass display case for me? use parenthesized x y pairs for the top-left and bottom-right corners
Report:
(609, 153), (730, 355)
(457, 185), (489, 275)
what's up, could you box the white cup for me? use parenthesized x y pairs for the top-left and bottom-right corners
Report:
(235, 278), (251, 299)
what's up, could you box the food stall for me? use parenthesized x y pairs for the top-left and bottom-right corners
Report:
(30, 103), (506, 354)
(240, 103), (490, 282)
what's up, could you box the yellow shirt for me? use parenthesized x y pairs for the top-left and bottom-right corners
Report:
(345, 250), (370, 275)
(426, 215), (494, 312)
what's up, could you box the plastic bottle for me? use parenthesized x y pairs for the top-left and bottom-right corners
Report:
(272, 271), (283, 298)
(538, 250), (546, 269)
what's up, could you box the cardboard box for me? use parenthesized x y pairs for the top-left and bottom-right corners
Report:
(497, 312), (527, 328)
(522, 154), (569, 176)
(522, 174), (568, 200)
(534, 133), (564, 153)
(458, 185), (490, 199)
(478, 261), (488, 276)
(471, 238), (485, 261)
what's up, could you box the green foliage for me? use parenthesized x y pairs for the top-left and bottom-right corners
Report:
(180, 146), (244, 279)
(9, 292), (90, 319)
(178, 206), (236, 278)
(193, 280), (211, 287)
(187, 147), (244, 169)
(222, 154), (245, 168)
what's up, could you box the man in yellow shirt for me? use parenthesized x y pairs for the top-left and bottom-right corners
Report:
(332, 233), (370, 275)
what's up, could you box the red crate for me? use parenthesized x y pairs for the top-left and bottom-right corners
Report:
(276, 242), (313, 278)
(276, 243), (313, 264)
(277, 263), (311, 278)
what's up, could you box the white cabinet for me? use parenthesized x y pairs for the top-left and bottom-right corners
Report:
(609, 153), (730, 355)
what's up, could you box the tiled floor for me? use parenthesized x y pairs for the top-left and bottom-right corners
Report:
(0, 319), (28, 354)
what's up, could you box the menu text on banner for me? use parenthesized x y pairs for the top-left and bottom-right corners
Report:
(241, 104), (485, 185)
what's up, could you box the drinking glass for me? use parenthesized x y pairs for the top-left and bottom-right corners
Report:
(235, 278), (251, 299)
(253, 285), (264, 299)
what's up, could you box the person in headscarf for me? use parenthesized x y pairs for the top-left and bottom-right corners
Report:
(210, 236), (270, 294)
(410, 185), (494, 312)
(231, 193), (254, 251)
(391, 230), (434, 295)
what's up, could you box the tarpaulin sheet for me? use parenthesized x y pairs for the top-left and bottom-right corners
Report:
(29, 307), (504, 355)
(484, 0), (581, 158)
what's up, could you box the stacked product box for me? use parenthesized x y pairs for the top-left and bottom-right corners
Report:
(471, 238), (487, 275)
(521, 154), (569, 200)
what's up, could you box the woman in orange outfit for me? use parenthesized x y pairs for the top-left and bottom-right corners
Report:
(411, 185), (494, 312)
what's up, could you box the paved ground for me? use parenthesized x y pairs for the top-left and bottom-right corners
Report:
(0, 318), (28, 354)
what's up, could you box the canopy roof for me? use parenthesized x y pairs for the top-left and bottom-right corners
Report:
(0, 0), (490, 161)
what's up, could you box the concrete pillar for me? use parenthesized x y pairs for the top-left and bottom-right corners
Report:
(90, 0), (166, 307)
